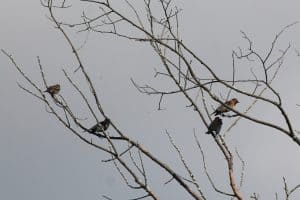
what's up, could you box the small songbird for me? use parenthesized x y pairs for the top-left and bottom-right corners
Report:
(212, 98), (239, 116)
(44, 84), (60, 97)
(206, 117), (222, 135)
(87, 118), (111, 133)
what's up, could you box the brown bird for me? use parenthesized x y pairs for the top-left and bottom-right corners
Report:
(206, 117), (222, 135)
(87, 118), (111, 133)
(212, 98), (239, 116)
(44, 84), (60, 97)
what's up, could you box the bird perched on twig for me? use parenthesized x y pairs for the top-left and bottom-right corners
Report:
(86, 118), (111, 133)
(212, 98), (239, 116)
(206, 117), (222, 135)
(44, 84), (60, 97)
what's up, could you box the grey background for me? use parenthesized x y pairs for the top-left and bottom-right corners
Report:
(1, 0), (300, 199)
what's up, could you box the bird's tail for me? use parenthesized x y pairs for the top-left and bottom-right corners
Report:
(211, 110), (221, 116)
(82, 128), (90, 133)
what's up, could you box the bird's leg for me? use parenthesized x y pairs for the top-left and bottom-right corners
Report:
(212, 132), (217, 137)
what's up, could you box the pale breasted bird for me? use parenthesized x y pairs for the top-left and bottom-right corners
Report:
(206, 117), (222, 135)
(212, 98), (239, 116)
(87, 118), (111, 133)
(44, 84), (60, 97)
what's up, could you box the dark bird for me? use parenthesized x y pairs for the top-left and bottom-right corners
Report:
(206, 117), (222, 135)
(44, 84), (60, 97)
(212, 98), (239, 116)
(87, 118), (111, 133)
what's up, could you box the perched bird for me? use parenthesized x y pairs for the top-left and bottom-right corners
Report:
(206, 117), (222, 135)
(87, 118), (111, 133)
(212, 98), (239, 116)
(44, 84), (60, 97)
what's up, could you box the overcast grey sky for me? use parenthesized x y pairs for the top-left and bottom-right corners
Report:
(1, 1), (300, 200)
